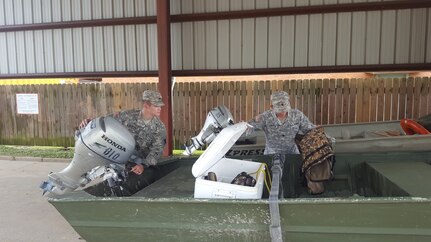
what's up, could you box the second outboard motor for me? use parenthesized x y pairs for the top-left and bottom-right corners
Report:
(183, 105), (234, 155)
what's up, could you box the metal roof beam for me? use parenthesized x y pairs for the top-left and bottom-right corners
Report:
(0, 0), (428, 33)
(0, 64), (430, 79)
(172, 0), (431, 22)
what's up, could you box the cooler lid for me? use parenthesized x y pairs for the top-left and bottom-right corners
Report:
(191, 122), (249, 178)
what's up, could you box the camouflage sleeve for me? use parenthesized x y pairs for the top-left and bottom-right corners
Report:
(298, 111), (316, 134)
(247, 114), (264, 130)
(143, 126), (166, 166)
(105, 111), (123, 122)
(246, 114), (264, 136)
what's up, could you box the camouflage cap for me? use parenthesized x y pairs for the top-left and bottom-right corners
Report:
(271, 91), (291, 113)
(142, 90), (165, 106)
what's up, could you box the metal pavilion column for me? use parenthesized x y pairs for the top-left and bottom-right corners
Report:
(157, 0), (173, 156)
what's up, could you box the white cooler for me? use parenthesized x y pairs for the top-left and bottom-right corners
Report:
(192, 122), (266, 199)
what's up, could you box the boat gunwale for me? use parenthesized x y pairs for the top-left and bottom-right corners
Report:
(48, 195), (431, 204)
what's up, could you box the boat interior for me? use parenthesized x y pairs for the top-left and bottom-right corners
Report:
(82, 152), (431, 200)
(236, 121), (407, 146)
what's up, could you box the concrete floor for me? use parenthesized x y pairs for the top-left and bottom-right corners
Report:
(0, 159), (84, 242)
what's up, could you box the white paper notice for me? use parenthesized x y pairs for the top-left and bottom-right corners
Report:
(16, 93), (39, 114)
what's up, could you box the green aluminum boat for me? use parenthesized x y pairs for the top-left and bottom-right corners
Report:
(48, 151), (431, 242)
(230, 120), (431, 156)
(43, 116), (431, 242)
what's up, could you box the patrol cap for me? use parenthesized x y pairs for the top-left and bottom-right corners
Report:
(142, 90), (165, 106)
(271, 91), (291, 113)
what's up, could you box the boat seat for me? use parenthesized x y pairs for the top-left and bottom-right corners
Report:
(132, 165), (196, 199)
(365, 161), (431, 197)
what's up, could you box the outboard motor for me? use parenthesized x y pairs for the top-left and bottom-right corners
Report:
(183, 105), (234, 156)
(40, 116), (136, 196)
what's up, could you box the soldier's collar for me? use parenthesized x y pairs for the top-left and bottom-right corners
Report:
(139, 110), (154, 122)
(273, 110), (288, 123)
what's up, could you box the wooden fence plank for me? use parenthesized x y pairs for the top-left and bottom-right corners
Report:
(189, 82), (197, 136)
(413, 77), (421, 119)
(6, 86), (12, 141)
(297, 80), (304, 112)
(264, 81), (271, 113)
(303, 79), (310, 119)
(214, 82), (220, 111)
(348, 79), (356, 123)
(196, 82), (203, 135)
(184, 82), (191, 143)
(335, 79), (343, 124)
(229, 81), (236, 118)
(14, 86), (23, 142)
(235, 81), (242, 121)
(290, 80), (297, 109)
(362, 79), (371, 122)
(315, 79), (322, 125)
(384, 79), (392, 121)
(406, 77), (414, 119)
(329, 79), (336, 124)
(171, 83), (177, 147)
(335, 79), (343, 123)
(218, 81), (224, 106)
(257, 81), (265, 117)
(223, 81), (230, 108)
(195, 82), (202, 135)
(342, 79), (349, 123)
(246, 81), (253, 120)
(0, 86), (6, 143)
(177, 82), (186, 146)
(419, 77), (429, 117)
(241, 81), (247, 121)
(309, 79), (316, 123)
(322, 79), (329, 125)
(57, 84), (66, 145)
(370, 79), (378, 122)
(48, 84), (56, 141)
(252, 81), (259, 119)
(355, 79), (364, 123)
(377, 79), (385, 121)
(391, 78), (400, 120)
(399, 78), (407, 119)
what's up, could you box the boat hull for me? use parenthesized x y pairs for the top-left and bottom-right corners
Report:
(50, 197), (431, 242)
(48, 152), (431, 242)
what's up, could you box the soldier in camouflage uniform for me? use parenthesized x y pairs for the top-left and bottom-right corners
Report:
(110, 90), (166, 173)
(79, 90), (166, 195)
(248, 91), (315, 155)
(247, 91), (316, 197)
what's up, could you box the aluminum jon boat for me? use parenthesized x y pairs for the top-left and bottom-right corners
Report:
(47, 150), (431, 242)
(44, 116), (431, 242)
(229, 119), (431, 156)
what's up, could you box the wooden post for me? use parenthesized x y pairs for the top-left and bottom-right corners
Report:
(157, 0), (173, 156)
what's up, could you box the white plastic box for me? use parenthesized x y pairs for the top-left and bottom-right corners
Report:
(192, 122), (265, 199)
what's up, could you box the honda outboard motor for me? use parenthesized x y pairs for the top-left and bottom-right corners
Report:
(40, 116), (135, 196)
(183, 105), (234, 156)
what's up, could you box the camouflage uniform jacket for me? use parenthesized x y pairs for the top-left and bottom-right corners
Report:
(248, 109), (315, 155)
(109, 109), (166, 166)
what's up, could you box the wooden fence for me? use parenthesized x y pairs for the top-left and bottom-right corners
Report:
(1, 77), (430, 149)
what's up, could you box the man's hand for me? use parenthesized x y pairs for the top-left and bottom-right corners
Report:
(79, 118), (92, 129)
(130, 164), (144, 175)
